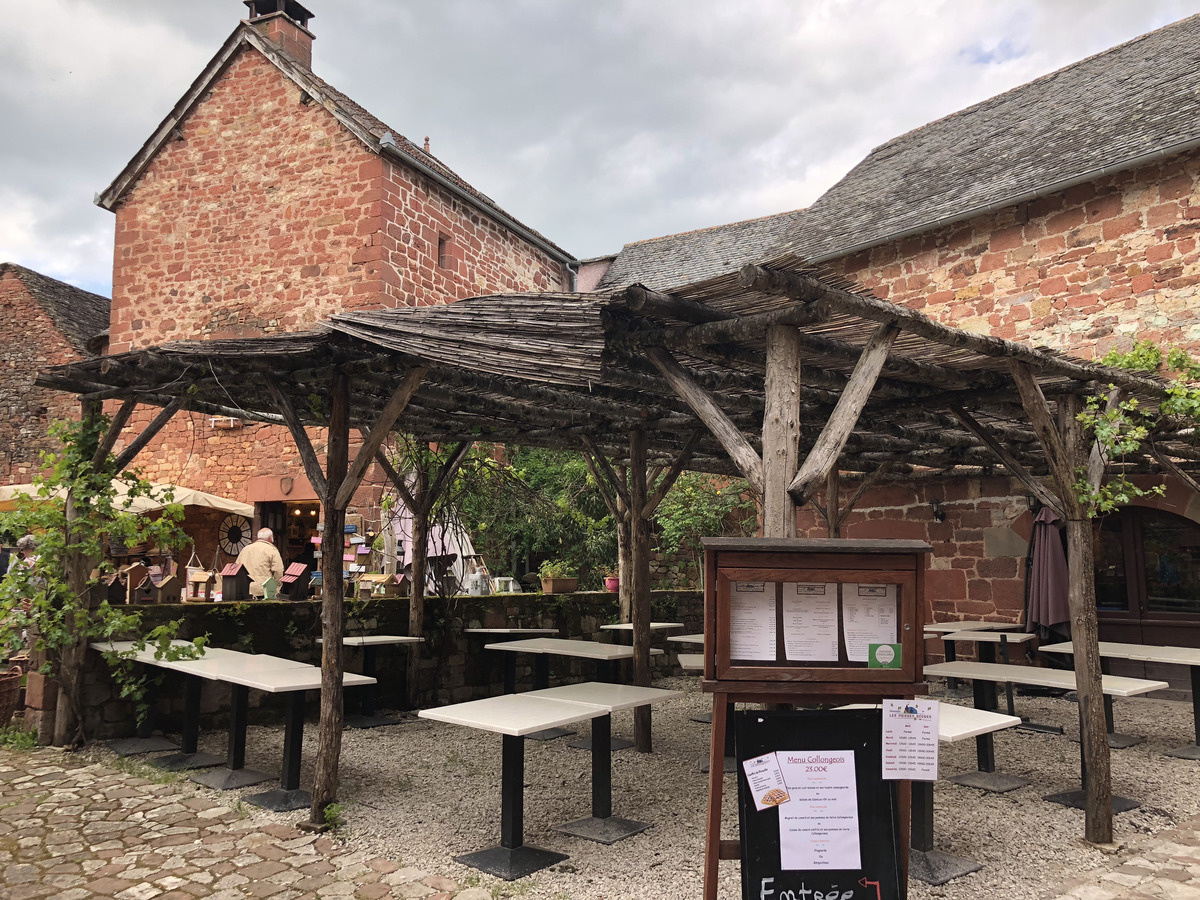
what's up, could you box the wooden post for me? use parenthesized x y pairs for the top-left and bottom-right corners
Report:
(826, 468), (840, 538)
(629, 427), (652, 752)
(310, 371), (349, 824)
(407, 467), (430, 705)
(762, 325), (800, 538)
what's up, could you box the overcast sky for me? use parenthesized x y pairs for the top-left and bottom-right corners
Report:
(0, 0), (1194, 296)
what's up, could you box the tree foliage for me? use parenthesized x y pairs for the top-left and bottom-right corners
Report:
(652, 471), (757, 581)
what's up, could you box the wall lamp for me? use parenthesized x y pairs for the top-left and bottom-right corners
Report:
(930, 498), (946, 522)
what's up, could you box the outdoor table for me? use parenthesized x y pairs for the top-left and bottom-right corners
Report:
(938, 630), (1045, 728)
(840, 702), (1021, 885)
(189, 662), (375, 812)
(464, 628), (559, 693)
(482, 637), (663, 744)
(668, 633), (705, 646)
(599, 622), (685, 638)
(925, 660), (1167, 810)
(90, 641), (244, 768)
(925, 621), (1018, 694)
(526, 682), (682, 843)
(1042, 640), (1200, 758)
(418, 694), (608, 880)
(317, 634), (424, 728)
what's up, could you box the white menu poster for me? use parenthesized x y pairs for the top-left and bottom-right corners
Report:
(841, 584), (898, 663)
(882, 699), (939, 781)
(730, 581), (776, 660)
(783, 583), (840, 661)
(777, 750), (861, 871)
(742, 752), (791, 811)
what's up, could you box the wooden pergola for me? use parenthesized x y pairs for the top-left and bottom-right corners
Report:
(38, 255), (1198, 842)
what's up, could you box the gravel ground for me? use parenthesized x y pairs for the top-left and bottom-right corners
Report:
(102, 676), (1200, 900)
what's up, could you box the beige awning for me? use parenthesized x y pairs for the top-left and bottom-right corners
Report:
(0, 482), (254, 516)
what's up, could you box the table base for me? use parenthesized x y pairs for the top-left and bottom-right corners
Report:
(1071, 732), (1144, 749)
(191, 767), (274, 790)
(698, 755), (736, 774)
(1165, 743), (1200, 760)
(1044, 789), (1139, 812)
(946, 771), (1029, 793)
(690, 713), (712, 724)
(246, 787), (311, 812)
(150, 751), (225, 772)
(1017, 719), (1065, 735)
(455, 845), (567, 881)
(345, 714), (402, 729)
(525, 727), (575, 742)
(909, 849), (982, 885)
(107, 736), (179, 757)
(553, 815), (650, 845)
(567, 735), (632, 752)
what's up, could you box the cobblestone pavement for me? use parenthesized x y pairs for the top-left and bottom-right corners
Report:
(1042, 817), (1200, 900)
(0, 747), (487, 900)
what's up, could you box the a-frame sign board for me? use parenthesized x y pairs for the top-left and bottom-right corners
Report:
(701, 538), (931, 900)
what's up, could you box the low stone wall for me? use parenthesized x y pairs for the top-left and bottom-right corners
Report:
(56, 588), (704, 740)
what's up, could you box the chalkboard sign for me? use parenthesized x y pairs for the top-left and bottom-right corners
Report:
(736, 709), (902, 900)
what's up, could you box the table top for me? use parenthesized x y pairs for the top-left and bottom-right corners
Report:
(924, 661), (1168, 697)
(317, 635), (424, 647)
(215, 665), (376, 693)
(90, 641), (240, 667)
(157, 654), (311, 681)
(463, 627), (559, 635)
(525, 682), (683, 712)
(923, 621), (1019, 634)
(483, 637), (663, 661)
(677, 653), (704, 671)
(938, 630), (1038, 644)
(1041, 641), (1200, 666)
(599, 622), (685, 632)
(839, 703), (1021, 742)
(669, 633), (705, 645)
(418, 694), (607, 736)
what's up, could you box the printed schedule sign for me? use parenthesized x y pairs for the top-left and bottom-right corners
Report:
(882, 699), (939, 781)
(735, 709), (903, 900)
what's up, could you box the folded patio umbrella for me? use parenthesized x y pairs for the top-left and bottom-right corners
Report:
(1026, 506), (1072, 642)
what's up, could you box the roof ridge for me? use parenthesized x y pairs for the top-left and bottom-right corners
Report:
(621, 208), (805, 249)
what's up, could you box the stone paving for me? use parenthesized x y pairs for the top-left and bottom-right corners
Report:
(0, 747), (485, 900)
(1042, 817), (1200, 900)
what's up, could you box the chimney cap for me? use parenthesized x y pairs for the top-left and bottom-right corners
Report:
(243, 0), (315, 29)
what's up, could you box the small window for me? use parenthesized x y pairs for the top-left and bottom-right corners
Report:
(437, 234), (452, 270)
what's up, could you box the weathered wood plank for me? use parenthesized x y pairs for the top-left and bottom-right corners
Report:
(112, 397), (183, 473)
(763, 326), (801, 538)
(335, 367), (426, 509)
(950, 406), (1064, 516)
(92, 398), (138, 468)
(267, 379), (329, 504)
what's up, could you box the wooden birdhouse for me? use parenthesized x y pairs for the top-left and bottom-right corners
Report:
(355, 573), (400, 600)
(187, 569), (216, 602)
(280, 562), (310, 600)
(94, 570), (127, 605)
(123, 562), (151, 604)
(220, 562), (252, 603)
(150, 572), (183, 604)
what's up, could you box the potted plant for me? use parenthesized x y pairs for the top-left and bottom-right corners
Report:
(603, 568), (620, 592)
(538, 559), (578, 594)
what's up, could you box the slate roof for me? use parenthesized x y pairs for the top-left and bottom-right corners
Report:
(596, 209), (801, 291)
(1, 263), (110, 354)
(602, 13), (1200, 290)
(785, 12), (1200, 262)
(96, 21), (572, 263)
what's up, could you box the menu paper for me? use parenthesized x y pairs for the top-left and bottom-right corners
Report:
(730, 581), (777, 660)
(777, 750), (861, 871)
(842, 584), (898, 662)
(882, 699), (939, 781)
(782, 583), (839, 661)
(742, 752), (791, 811)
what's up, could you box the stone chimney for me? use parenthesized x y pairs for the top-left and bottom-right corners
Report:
(244, 0), (315, 68)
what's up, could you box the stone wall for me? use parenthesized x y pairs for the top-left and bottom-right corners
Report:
(0, 271), (90, 485)
(63, 589), (703, 740)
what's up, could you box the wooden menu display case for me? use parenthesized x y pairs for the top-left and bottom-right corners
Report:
(703, 537), (931, 699)
(700, 537), (932, 900)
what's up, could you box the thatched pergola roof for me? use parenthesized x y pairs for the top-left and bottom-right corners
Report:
(36, 258), (1190, 484)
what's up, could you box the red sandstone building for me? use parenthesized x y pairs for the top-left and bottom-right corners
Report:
(90, 1), (575, 564)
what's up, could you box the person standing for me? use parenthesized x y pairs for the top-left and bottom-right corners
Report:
(235, 528), (285, 598)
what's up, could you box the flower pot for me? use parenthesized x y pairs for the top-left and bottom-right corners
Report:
(604, 576), (620, 592)
(540, 576), (578, 594)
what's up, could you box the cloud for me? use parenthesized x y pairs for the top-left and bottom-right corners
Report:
(0, 0), (1192, 290)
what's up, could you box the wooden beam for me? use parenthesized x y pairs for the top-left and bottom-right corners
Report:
(629, 427), (652, 753)
(824, 468), (838, 537)
(426, 441), (474, 512)
(1087, 388), (1122, 490)
(616, 283), (728, 324)
(582, 445), (623, 522)
(654, 302), (830, 352)
(646, 346), (764, 493)
(583, 436), (632, 511)
(835, 463), (891, 533)
(335, 367), (426, 509)
(763, 325), (801, 537)
(741, 264), (1170, 398)
(788, 323), (900, 504)
(1152, 445), (1200, 497)
(374, 450), (416, 513)
(112, 397), (183, 473)
(1007, 362), (1075, 510)
(267, 379), (329, 504)
(643, 431), (704, 518)
(92, 398), (138, 468)
(950, 406), (1064, 516)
